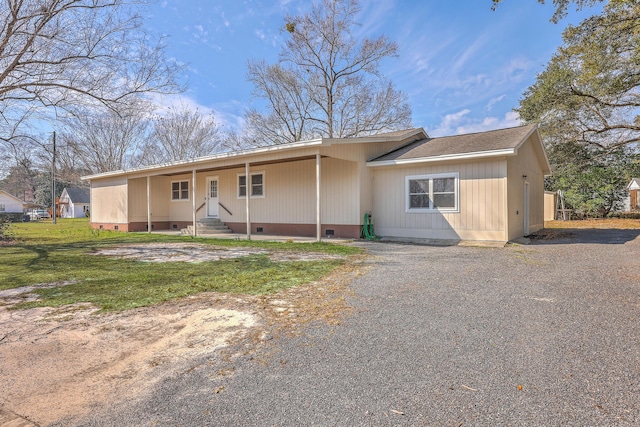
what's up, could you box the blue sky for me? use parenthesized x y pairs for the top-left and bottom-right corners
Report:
(144, 0), (601, 137)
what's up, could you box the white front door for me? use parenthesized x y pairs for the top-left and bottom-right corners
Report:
(207, 177), (219, 217)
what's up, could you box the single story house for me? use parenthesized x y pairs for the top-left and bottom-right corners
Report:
(82, 124), (551, 243)
(0, 190), (25, 214)
(0, 189), (28, 222)
(60, 187), (91, 218)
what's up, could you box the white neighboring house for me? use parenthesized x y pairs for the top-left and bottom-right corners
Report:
(0, 190), (25, 214)
(60, 187), (90, 218)
(628, 178), (640, 212)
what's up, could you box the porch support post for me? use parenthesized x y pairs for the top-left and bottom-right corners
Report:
(146, 176), (151, 233)
(192, 169), (197, 237)
(245, 162), (251, 240)
(316, 153), (321, 242)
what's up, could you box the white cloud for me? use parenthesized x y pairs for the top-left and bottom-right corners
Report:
(451, 33), (489, 75)
(429, 110), (521, 136)
(486, 94), (506, 111)
(357, 0), (396, 36)
(147, 94), (245, 133)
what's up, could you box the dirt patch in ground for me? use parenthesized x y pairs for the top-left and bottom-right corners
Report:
(0, 245), (365, 426)
(92, 242), (346, 263)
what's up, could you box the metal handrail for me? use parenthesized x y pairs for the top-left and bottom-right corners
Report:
(196, 202), (206, 213)
(219, 202), (232, 216)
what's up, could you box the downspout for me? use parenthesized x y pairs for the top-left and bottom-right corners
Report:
(192, 169), (197, 237)
(146, 176), (151, 233)
(316, 154), (321, 242)
(245, 162), (251, 240)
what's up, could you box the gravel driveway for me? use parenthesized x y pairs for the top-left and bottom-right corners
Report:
(64, 228), (640, 426)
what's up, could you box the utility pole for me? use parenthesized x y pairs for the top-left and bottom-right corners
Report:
(51, 131), (56, 224)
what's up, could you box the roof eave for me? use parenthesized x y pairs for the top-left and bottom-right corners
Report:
(323, 128), (428, 146)
(366, 148), (517, 167)
(81, 138), (324, 181)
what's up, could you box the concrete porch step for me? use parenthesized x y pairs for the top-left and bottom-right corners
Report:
(181, 218), (232, 236)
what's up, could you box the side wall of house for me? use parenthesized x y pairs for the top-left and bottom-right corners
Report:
(0, 193), (23, 213)
(506, 135), (546, 240)
(90, 177), (128, 228)
(371, 159), (508, 241)
(321, 140), (410, 223)
(72, 203), (89, 218)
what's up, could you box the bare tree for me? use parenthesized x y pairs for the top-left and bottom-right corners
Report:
(246, 0), (412, 145)
(0, 0), (183, 154)
(137, 104), (221, 165)
(61, 106), (150, 173)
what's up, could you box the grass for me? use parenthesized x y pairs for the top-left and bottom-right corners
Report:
(1, 218), (360, 311)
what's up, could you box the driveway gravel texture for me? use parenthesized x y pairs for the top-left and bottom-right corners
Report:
(58, 228), (640, 426)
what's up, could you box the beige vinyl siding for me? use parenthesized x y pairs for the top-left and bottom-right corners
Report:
(506, 135), (546, 240)
(215, 161), (315, 224)
(91, 177), (128, 223)
(322, 158), (360, 225)
(372, 159), (508, 241)
(128, 177), (171, 223)
(210, 157), (360, 225)
(322, 141), (409, 223)
(167, 174), (195, 222)
(320, 140), (409, 163)
(358, 162), (374, 223)
(544, 191), (556, 221)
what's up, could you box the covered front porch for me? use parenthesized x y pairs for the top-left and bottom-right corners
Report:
(90, 147), (364, 241)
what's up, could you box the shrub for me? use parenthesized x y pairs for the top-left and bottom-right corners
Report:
(0, 219), (14, 241)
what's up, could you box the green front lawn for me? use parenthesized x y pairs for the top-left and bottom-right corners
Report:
(1, 218), (360, 311)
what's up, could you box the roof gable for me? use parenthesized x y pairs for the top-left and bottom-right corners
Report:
(367, 124), (551, 175)
(628, 178), (640, 190)
(62, 187), (90, 203)
(0, 190), (25, 204)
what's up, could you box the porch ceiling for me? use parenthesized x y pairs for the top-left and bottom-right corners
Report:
(155, 155), (327, 177)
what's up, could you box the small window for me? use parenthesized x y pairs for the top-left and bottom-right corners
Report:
(238, 172), (264, 198)
(433, 177), (456, 208)
(406, 173), (458, 212)
(251, 174), (263, 196)
(408, 179), (430, 209)
(238, 175), (247, 197)
(0, 204), (5, 212)
(172, 180), (189, 200)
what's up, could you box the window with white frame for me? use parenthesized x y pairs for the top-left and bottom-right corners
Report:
(238, 172), (264, 198)
(0, 204), (5, 212)
(406, 173), (459, 212)
(171, 180), (189, 200)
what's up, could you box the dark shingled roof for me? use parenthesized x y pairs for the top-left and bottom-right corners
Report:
(64, 187), (90, 204)
(370, 124), (537, 162)
(368, 128), (422, 138)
